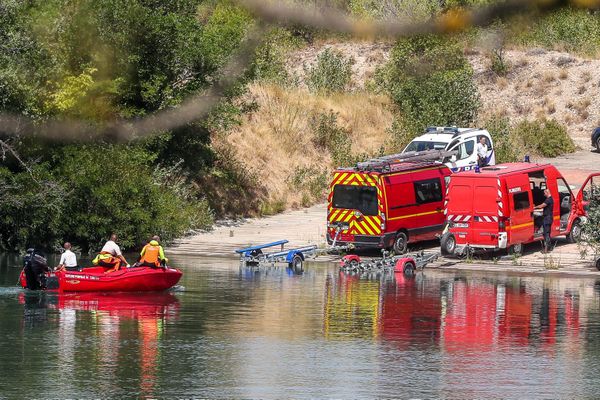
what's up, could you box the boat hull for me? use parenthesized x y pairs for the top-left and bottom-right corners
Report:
(21, 266), (183, 292)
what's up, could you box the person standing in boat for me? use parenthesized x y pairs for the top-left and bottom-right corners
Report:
(93, 234), (129, 273)
(138, 235), (168, 268)
(55, 242), (78, 271)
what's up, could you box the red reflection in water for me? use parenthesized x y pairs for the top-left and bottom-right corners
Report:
(330, 274), (582, 351)
(19, 292), (179, 398)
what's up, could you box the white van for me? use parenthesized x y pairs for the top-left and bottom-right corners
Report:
(402, 127), (495, 172)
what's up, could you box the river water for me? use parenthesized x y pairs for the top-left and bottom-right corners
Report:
(2, 253), (600, 399)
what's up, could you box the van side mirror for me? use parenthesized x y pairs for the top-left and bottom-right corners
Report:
(450, 155), (457, 162)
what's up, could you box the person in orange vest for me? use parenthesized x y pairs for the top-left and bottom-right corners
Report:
(138, 236), (168, 268)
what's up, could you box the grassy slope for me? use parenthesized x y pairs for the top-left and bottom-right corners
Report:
(221, 39), (600, 215)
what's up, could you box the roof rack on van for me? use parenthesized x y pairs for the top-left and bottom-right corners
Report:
(355, 149), (457, 173)
(424, 126), (481, 138)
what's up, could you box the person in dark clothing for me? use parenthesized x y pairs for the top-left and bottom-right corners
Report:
(23, 248), (50, 290)
(534, 189), (554, 252)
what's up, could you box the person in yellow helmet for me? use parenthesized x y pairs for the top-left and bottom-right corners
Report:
(138, 235), (168, 268)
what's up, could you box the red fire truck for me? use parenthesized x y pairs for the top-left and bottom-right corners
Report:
(443, 162), (599, 255)
(327, 152), (452, 253)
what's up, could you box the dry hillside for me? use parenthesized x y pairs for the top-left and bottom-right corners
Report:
(220, 40), (600, 212)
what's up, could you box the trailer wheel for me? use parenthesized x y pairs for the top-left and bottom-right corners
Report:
(567, 220), (582, 244)
(596, 258), (600, 271)
(508, 243), (523, 256)
(403, 261), (416, 277)
(393, 232), (408, 254)
(440, 233), (456, 256)
(289, 254), (303, 272)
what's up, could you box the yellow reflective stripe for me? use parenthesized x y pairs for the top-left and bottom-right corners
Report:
(506, 221), (534, 230)
(388, 209), (443, 221)
(361, 222), (374, 235)
(364, 216), (380, 233)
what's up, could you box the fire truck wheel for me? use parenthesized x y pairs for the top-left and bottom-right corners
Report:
(403, 261), (416, 276)
(393, 232), (408, 254)
(508, 243), (523, 256)
(567, 220), (582, 243)
(440, 233), (456, 256)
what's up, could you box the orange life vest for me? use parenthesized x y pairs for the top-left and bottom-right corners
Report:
(140, 244), (160, 267)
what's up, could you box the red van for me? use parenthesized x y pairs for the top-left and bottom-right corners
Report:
(327, 154), (452, 253)
(443, 162), (597, 255)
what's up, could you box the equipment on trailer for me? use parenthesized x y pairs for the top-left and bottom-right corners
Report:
(339, 251), (438, 276)
(235, 240), (318, 270)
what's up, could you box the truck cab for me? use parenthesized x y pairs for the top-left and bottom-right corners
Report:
(403, 127), (495, 172)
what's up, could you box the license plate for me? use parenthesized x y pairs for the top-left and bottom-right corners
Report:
(454, 223), (469, 228)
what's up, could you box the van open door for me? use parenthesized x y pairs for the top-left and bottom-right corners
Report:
(577, 173), (600, 215)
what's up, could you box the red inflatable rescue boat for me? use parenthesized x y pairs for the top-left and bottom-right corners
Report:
(20, 266), (182, 292)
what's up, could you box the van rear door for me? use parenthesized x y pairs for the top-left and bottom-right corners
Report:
(447, 179), (475, 244)
(471, 181), (499, 247)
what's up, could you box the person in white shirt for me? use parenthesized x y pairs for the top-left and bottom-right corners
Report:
(56, 242), (78, 271)
(93, 233), (129, 273)
(476, 136), (488, 167)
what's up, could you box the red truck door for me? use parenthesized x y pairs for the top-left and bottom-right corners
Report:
(576, 173), (600, 215)
(506, 175), (534, 245)
(411, 176), (445, 240)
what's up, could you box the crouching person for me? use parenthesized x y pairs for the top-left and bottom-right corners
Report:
(93, 234), (129, 273)
(23, 248), (50, 290)
(138, 236), (168, 268)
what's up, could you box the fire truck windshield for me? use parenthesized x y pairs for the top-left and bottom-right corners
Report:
(332, 185), (378, 216)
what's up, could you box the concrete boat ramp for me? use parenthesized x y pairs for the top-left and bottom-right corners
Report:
(168, 203), (327, 257)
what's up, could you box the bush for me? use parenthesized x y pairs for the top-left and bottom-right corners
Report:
(286, 166), (329, 206)
(53, 144), (213, 251)
(311, 111), (354, 166)
(304, 48), (354, 94)
(513, 119), (575, 158)
(511, 8), (600, 56)
(579, 198), (600, 259)
(377, 35), (480, 136)
(482, 114), (520, 163)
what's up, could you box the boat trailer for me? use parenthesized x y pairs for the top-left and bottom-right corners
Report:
(235, 240), (318, 270)
(339, 251), (438, 275)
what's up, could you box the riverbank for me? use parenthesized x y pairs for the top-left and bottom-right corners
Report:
(168, 151), (600, 274)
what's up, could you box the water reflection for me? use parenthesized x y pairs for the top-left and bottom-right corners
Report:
(326, 270), (590, 352)
(15, 291), (179, 399)
(4, 255), (600, 398)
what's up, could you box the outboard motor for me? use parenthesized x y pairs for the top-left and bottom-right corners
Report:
(23, 249), (50, 290)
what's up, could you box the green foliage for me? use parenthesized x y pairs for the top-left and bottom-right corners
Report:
(480, 115), (575, 162)
(482, 114), (520, 163)
(252, 28), (302, 85)
(287, 166), (329, 206)
(580, 198), (600, 258)
(304, 48), (354, 94)
(513, 119), (575, 158)
(377, 35), (480, 136)
(311, 111), (353, 166)
(490, 47), (509, 76)
(0, 165), (65, 251)
(54, 145), (212, 251)
(511, 8), (600, 56)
